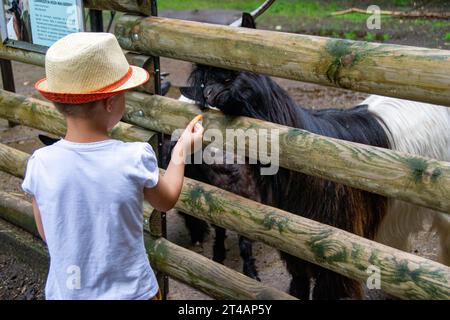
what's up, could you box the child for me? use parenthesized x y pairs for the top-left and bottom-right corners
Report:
(21, 32), (204, 300)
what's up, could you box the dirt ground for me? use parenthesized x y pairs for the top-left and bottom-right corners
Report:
(0, 7), (445, 300)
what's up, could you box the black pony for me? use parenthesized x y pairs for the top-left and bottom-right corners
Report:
(182, 64), (390, 300)
(180, 42), (391, 299)
(165, 13), (263, 281)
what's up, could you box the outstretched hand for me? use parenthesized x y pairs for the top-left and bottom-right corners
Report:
(173, 115), (205, 164)
(144, 115), (205, 211)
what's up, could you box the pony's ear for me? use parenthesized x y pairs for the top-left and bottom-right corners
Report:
(241, 12), (256, 29)
(179, 86), (198, 101)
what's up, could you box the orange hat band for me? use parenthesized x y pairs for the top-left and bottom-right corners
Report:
(35, 66), (139, 104)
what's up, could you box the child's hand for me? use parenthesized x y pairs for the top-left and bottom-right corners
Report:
(173, 115), (204, 162)
(145, 115), (204, 210)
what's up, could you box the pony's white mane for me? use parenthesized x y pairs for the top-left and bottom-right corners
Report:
(366, 95), (450, 160)
(366, 95), (450, 264)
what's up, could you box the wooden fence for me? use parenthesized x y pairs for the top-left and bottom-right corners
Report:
(114, 15), (450, 108)
(0, 0), (449, 300)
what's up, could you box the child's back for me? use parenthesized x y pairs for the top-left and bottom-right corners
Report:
(27, 32), (204, 300)
(23, 139), (159, 299)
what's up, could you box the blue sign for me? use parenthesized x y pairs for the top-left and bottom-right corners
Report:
(29, 0), (83, 46)
(0, 0), (84, 49)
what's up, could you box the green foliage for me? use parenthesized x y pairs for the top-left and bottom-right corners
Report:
(412, 19), (450, 29)
(334, 12), (368, 23)
(413, 19), (429, 26)
(393, 0), (413, 6)
(432, 21), (450, 29)
(343, 31), (356, 40)
(158, 0), (341, 18)
(364, 32), (376, 42)
(331, 31), (340, 39)
(444, 33), (450, 42)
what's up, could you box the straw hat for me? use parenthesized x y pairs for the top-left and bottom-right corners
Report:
(35, 32), (149, 104)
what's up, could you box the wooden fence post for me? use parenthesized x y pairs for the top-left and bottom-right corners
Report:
(143, 0), (168, 300)
(89, 9), (104, 32)
(0, 58), (17, 128)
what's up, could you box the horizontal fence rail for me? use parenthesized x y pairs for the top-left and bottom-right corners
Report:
(0, 17), (449, 299)
(124, 91), (450, 214)
(0, 43), (156, 95)
(0, 192), (294, 300)
(0, 42), (45, 66)
(0, 42), (153, 73)
(114, 15), (450, 107)
(1, 89), (449, 214)
(0, 140), (449, 299)
(0, 91), (156, 142)
(1, 12), (449, 108)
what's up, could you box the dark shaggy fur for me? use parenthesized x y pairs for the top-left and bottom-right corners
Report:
(181, 64), (390, 299)
(160, 133), (262, 279)
(163, 12), (265, 281)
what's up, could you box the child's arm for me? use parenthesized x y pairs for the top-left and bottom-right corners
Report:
(143, 153), (184, 212)
(32, 197), (46, 243)
(144, 115), (204, 211)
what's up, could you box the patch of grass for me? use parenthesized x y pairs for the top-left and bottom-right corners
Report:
(413, 19), (429, 26)
(331, 31), (340, 39)
(393, 0), (413, 6)
(319, 28), (327, 36)
(335, 12), (393, 24)
(343, 31), (356, 40)
(334, 12), (368, 23)
(364, 32), (376, 42)
(158, 0), (342, 18)
(408, 19), (450, 30)
(432, 21), (450, 29)
(444, 33), (450, 41)
(156, 0), (416, 28)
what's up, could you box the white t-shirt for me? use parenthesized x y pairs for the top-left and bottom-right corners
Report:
(21, 139), (160, 300)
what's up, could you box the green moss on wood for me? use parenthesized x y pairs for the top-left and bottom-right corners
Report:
(431, 168), (442, 183)
(308, 230), (343, 262)
(285, 128), (309, 140)
(181, 185), (225, 216)
(182, 185), (205, 213)
(324, 40), (364, 86)
(351, 243), (368, 271)
(368, 250), (382, 266)
(404, 157), (429, 183)
(391, 258), (449, 299)
(202, 189), (225, 214)
(262, 212), (289, 233)
(110, 126), (122, 137)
